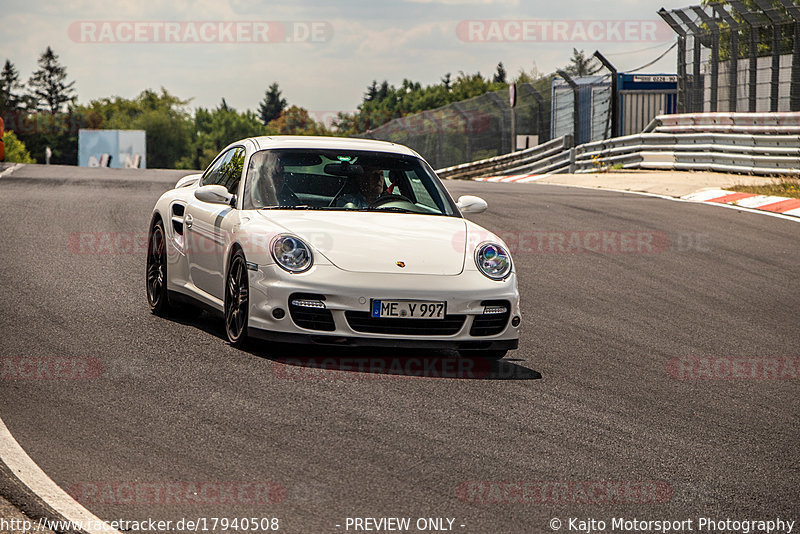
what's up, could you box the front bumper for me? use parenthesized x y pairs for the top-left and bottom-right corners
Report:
(247, 264), (521, 349)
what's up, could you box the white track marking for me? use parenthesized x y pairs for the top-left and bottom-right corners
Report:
(0, 416), (120, 534)
(0, 164), (22, 178)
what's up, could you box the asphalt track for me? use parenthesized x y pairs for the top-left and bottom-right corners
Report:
(0, 164), (798, 533)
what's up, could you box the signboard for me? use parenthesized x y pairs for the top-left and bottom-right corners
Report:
(632, 75), (678, 83)
(78, 129), (146, 168)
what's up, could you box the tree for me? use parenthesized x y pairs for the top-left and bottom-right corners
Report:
(2, 130), (36, 163)
(177, 104), (269, 170)
(27, 47), (76, 113)
(365, 80), (378, 101)
(257, 83), (286, 125)
(564, 48), (599, 77)
(267, 106), (327, 135)
(0, 60), (21, 114)
(77, 88), (194, 168)
(441, 73), (451, 91)
(493, 62), (507, 84)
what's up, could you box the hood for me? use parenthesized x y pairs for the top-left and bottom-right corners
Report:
(257, 211), (468, 275)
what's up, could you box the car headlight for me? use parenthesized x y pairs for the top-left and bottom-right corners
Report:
(271, 234), (313, 273)
(475, 242), (511, 280)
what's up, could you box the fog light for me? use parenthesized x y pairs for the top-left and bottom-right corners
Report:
(273, 308), (286, 319)
(511, 316), (521, 327)
(483, 305), (508, 315)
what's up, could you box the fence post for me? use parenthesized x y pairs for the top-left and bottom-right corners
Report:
(712, 3), (741, 112)
(519, 83), (549, 143)
(675, 9), (705, 113)
(692, 6), (721, 112)
(753, 0), (786, 112)
(557, 70), (580, 145)
(659, 9), (690, 114)
(450, 101), (472, 163)
(729, 0), (764, 112)
(593, 50), (619, 139)
(777, 0), (800, 111)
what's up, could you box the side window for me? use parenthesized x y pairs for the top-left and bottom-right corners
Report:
(217, 148), (245, 194)
(201, 149), (234, 187)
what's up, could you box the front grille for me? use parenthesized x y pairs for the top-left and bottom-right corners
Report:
(345, 311), (466, 336)
(470, 300), (511, 336)
(288, 293), (335, 331)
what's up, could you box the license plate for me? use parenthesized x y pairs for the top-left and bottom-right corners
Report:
(371, 300), (446, 319)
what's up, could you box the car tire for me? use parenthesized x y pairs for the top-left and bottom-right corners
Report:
(224, 248), (249, 346)
(458, 349), (507, 360)
(146, 219), (171, 316)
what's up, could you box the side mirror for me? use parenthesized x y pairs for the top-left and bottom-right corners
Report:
(195, 184), (234, 205)
(456, 195), (487, 214)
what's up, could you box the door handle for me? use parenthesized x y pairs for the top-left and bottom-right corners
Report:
(185, 213), (193, 228)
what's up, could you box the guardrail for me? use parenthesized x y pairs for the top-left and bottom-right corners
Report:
(644, 112), (800, 135)
(574, 130), (800, 176)
(438, 112), (800, 179)
(435, 135), (573, 180)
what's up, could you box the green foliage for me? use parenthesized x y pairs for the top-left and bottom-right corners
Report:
(266, 105), (328, 136)
(564, 49), (599, 77)
(258, 83), (287, 125)
(493, 62), (507, 83)
(177, 102), (272, 170)
(77, 88), (194, 169)
(701, 1), (795, 60)
(2, 130), (36, 163)
(27, 47), (76, 113)
(334, 71), (509, 135)
(0, 60), (21, 114)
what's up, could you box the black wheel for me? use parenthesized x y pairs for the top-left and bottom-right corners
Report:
(458, 349), (507, 361)
(225, 249), (249, 345)
(146, 220), (170, 315)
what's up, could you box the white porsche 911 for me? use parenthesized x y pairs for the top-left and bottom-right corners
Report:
(146, 136), (520, 359)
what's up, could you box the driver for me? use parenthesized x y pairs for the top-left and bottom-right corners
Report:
(335, 166), (385, 209)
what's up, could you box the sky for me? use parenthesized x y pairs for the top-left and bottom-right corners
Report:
(1, 0), (694, 118)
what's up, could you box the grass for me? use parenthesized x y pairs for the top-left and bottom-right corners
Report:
(728, 176), (800, 199)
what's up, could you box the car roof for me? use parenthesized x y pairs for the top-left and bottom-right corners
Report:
(247, 135), (420, 157)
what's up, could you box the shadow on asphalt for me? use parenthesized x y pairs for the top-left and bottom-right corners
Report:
(161, 309), (541, 381)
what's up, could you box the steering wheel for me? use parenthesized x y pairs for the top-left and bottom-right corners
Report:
(369, 192), (415, 208)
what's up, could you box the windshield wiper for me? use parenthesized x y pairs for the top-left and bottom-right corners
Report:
(364, 206), (429, 214)
(260, 205), (319, 210)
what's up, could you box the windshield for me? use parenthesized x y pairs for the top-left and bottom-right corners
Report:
(242, 149), (458, 216)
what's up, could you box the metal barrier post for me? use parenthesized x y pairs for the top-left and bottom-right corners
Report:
(556, 70), (580, 144)
(675, 9), (705, 113)
(729, 0), (764, 112)
(518, 83), (549, 143)
(753, 0), (786, 112)
(692, 6), (721, 112)
(712, 3), (741, 112)
(777, 0), (800, 111)
(659, 8), (689, 113)
(593, 50), (619, 138)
